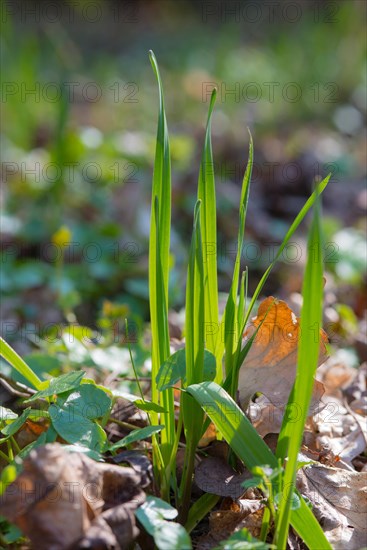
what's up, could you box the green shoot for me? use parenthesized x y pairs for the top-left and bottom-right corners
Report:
(197, 89), (221, 383)
(223, 133), (253, 386)
(0, 337), (43, 390)
(179, 200), (205, 522)
(275, 187), (326, 548)
(148, 50), (175, 494)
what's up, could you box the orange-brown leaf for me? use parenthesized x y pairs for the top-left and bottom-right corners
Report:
(238, 297), (328, 410)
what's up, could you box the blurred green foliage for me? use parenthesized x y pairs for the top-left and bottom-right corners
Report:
(1, 0), (366, 348)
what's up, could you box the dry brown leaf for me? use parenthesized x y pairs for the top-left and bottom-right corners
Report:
(234, 507), (264, 540)
(350, 396), (367, 416)
(311, 394), (367, 463)
(197, 499), (264, 548)
(320, 361), (358, 393)
(248, 395), (286, 437)
(0, 443), (145, 550)
(112, 449), (153, 488)
(238, 296), (328, 410)
(297, 463), (367, 549)
(195, 456), (250, 498)
(212, 497), (264, 529)
(209, 504), (264, 534)
(317, 425), (367, 463)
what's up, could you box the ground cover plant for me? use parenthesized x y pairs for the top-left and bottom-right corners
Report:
(0, 52), (366, 550)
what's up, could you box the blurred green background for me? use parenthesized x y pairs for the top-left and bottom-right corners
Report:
(1, 0), (366, 359)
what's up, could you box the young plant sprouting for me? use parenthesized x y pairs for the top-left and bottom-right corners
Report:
(0, 51), (332, 549)
(146, 51), (332, 547)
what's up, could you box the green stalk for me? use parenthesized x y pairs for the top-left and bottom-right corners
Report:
(230, 269), (247, 398)
(260, 506), (271, 541)
(197, 89), (221, 383)
(275, 186), (325, 548)
(179, 201), (205, 523)
(223, 133), (253, 385)
(238, 174), (330, 341)
(185, 493), (220, 533)
(0, 449), (11, 464)
(165, 409), (183, 508)
(187, 381), (331, 549)
(0, 337), (43, 390)
(148, 51), (175, 491)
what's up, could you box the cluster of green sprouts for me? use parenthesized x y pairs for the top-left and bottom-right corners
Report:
(146, 50), (331, 548)
(0, 51), (332, 549)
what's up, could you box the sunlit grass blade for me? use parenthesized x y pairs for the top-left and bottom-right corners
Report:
(230, 269), (247, 397)
(275, 190), (325, 549)
(0, 337), (43, 390)
(185, 493), (220, 533)
(223, 133), (253, 385)
(148, 51), (175, 481)
(228, 302), (268, 400)
(153, 198), (175, 456)
(197, 88), (221, 383)
(179, 200), (205, 522)
(290, 498), (332, 550)
(237, 269), (247, 331)
(188, 381), (276, 468)
(275, 384), (296, 461)
(187, 381), (332, 550)
(149, 50), (171, 289)
(184, 200), (205, 388)
(238, 174), (331, 347)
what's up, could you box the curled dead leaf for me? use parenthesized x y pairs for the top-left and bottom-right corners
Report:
(195, 456), (250, 498)
(312, 396), (367, 464)
(239, 297), (328, 410)
(0, 443), (145, 550)
(209, 501), (264, 540)
(112, 449), (153, 488)
(297, 463), (367, 549)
